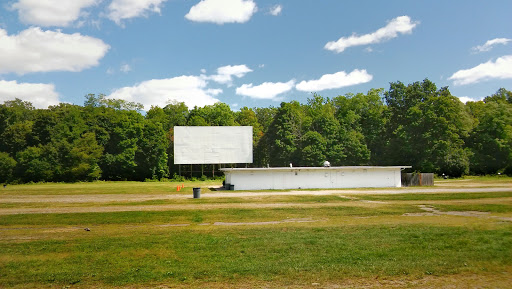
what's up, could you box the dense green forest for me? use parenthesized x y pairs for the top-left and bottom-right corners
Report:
(1, 79), (511, 183)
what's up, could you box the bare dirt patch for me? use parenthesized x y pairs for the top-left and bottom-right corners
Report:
(212, 218), (320, 226)
(404, 205), (512, 222)
(1, 187), (512, 215)
(68, 268), (512, 289)
(2, 187), (511, 204)
(0, 201), (384, 215)
(435, 179), (512, 188)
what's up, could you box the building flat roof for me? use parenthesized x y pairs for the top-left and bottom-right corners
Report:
(220, 166), (412, 172)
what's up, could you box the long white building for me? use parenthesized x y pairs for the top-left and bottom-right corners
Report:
(220, 166), (411, 190)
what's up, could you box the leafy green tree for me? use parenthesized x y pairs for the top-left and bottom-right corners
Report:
(16, 146), (55, 182)
(84, 93), (143, 111)
(255, 107), (277, 131)
(0, 121), (33, 155)
(301, 131), (326, 166)
(465, 100), (486, 122)
(384, 80), (427, 168)
(235, 107), (263, 145)
(31, 109), (58, 145)
(187, 103), (235, 126)
(467, 97), (512, 174)
(135, 120), (169, 180)
(484, 88), (512, 104)
(186, 114), (209, 126)
(49, 139), (71, 181)
(0, 152), (16, 183)
(1, 99), (35, 123)
(102, 142), (138, 180)
(253, 106), (277, 166)
(69, 132), (103, 181)
(204, 103), (236, 126)
(2, 83), (511, 183)
(263, 101), (309, 166)
(159, 102), (189, 177)
(338, 130), (371, 165)
(0, 99), (36, 155)
(307, 97), (343, 164)
(310, 94), (370, 166)
(333, 89), (387, 164)
(99, 109), (143, 180)
(49, 103), (88, 142)
(84, 93), (101, 107)
(416, 87), (472, 176)
(384, 79), (471, 176)
(30, 103), (91, 181)
(162, 101), (189, 129)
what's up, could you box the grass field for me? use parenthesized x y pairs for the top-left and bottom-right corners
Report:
(1, 177), (511, 288)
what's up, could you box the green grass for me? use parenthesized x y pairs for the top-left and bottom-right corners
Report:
(0, 205), (421, 227)
(0, 180), (222, 196)
(359, 191), (512, 201)
(0, 195), (352, 210)
(1, 175), (511, 197)
(1, 224), (511, 287)
(435, 175), (512, 182)
(1, 180), (512, 287)
(433, 203), (512, 213)
(3, 191), (511, 210)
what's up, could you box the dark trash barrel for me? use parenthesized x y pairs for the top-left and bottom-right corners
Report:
(193, 187), (201, 198)
(229, 184), (235, 191)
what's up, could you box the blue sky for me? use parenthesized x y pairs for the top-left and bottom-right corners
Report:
(0, 0), (511, 110)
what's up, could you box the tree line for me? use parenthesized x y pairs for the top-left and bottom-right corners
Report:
(0, 79), (511, 183)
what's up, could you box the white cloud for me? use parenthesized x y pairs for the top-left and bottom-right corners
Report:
(208, 64), (253, 85)
(472, 38), (511, 53)
(107, 0), (167, 25)
(206, 88), (223, 96)
(107, 76), (220, 110)
(269, 5), (282, 16)
(458, 96), (483, 104)
(185, 0), (257, 24)
(0, 80), (60, 109)
(10, 0), (98, 27)
(0, 27), (110, 75)
(236, 80), (295, 99)
(120, 64), (131, 73)
(449, 55), (512, 85)
(296, 69), (373, 92)
(325, 16), (419, 53)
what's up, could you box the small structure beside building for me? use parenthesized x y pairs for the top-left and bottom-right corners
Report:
(221, 166), (412, 191)
(401, 173), (434, 187)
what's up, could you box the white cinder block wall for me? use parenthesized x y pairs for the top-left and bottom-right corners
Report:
(220, 166), (410, 190)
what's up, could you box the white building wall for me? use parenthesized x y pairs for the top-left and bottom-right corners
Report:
(221, 167), (409, 190)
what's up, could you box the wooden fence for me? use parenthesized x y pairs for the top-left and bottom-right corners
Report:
(401, 173), (434, 187)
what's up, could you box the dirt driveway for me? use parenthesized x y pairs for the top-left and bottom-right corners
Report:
(1, 187), (511, 204)
(1, 186), (511, 215)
